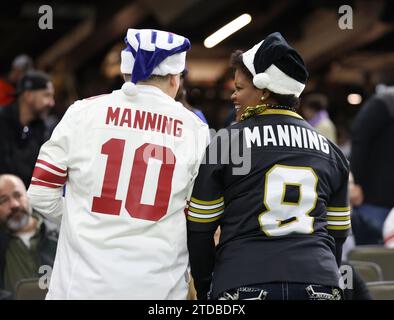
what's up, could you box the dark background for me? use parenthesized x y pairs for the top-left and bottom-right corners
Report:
(1, 0), (394, 130)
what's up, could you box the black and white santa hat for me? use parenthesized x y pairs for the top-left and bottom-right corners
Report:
(242, 32), (308, 97)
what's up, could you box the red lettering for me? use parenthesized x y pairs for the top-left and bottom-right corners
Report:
(145, 112), (157, 131)
(106, 107), (120, 125)
(134, 110), (146, 129)
(174, 119), (183, 137)
(125, 143), (175, 221)
(91, 139), (125, 215)
(156, 114), (162, 132)
(120, 109), (132, 127)
(92, 140), (175, 222)
(161, 116), (173, 135)
(106, 108), (183, 138)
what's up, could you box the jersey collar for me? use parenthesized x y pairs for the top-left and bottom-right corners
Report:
(257, 108), (303, 119)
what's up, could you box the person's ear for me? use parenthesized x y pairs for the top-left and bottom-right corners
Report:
(167, 74), (180, 98)
(260, 88), (271, 101)
(170, 74), (180, 87)
(21, 91), (34, 104)
(170, 74), (181, 93)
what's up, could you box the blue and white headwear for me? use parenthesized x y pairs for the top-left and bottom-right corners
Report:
(242, 32), (308, 97)
(120, 29), (191, 96)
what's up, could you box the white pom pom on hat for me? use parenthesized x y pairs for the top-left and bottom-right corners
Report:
(121, 82), (138, 96)
(253, 73), (270, 90)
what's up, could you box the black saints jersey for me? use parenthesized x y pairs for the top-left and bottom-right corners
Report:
(187, 109), (350, 299)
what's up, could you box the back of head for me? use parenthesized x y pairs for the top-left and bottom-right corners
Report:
(375, 67), (394, 94)
(376, 67), (394, 87)
(12, 54), (34, 73)
(9, 54), (34, 84)
(16, 70), (51, 96)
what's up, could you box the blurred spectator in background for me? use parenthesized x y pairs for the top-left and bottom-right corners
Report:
(383, 208), (394, 248)
(0, 174), (57, 297)
(0, 54), (34, 107)
(336, 124), (351, 159)
(301, 93), (337, 143)
(0, 71), (55, 188)
(350, 80), (394, 245)
(176, 70), (208, 125)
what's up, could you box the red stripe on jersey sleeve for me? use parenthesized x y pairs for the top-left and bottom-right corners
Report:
(30, 180), (62, 189)
(384, 233), (394, 245)
(36, 159), (67, 174)
(32, 167), (67, 185)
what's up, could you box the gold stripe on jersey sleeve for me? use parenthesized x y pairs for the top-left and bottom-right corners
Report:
(327, 224), (351, 230)
(327, 216), (351, 221)
(188, 205), (225, 215)
(191, 196), (224, 206)
(187, 215), (222, 223)
(326, 206), (351, 212)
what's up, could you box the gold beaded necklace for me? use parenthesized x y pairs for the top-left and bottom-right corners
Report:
(240, 104), (297, 121)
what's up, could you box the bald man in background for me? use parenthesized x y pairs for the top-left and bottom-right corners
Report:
(0, 174), (57, 297)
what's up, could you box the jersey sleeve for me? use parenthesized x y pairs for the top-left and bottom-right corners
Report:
(326, 169), (351, 238)
(323, 152), (350, 267)
(187, 131), (227, 299)
(27, 103), (80, 217)
(187, 132), (226, 232)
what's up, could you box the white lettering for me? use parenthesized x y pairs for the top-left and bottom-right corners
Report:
(38, 5), (53, 30)
(277, 125), (291, 147)
(244, 127), (261, 148)
(338, 5), (353, 30)
(290, 125), (302, 148)
(263, 125), (277, 146)
(307, 129), (320, 151)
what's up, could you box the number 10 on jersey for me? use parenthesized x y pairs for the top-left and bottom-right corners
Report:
(91, 138), (175, 221)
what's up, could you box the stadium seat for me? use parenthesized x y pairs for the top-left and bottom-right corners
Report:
(0, 289), (13, 300)
(366, 281), (394, 300)
(348, 260), (384, 282)
(14, 278), (48, 300)
(348, 246), (394, 280)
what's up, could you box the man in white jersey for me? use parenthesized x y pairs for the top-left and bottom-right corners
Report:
(27, 29), (210, 299)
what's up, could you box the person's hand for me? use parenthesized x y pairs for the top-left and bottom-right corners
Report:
(214, 226), (221, 246)
(350, 183), (364, 207)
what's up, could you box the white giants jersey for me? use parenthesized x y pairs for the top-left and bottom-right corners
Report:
(27, 85), (210, 299)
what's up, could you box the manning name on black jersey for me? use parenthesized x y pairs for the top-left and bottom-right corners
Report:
(187, 109), (350, 299)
